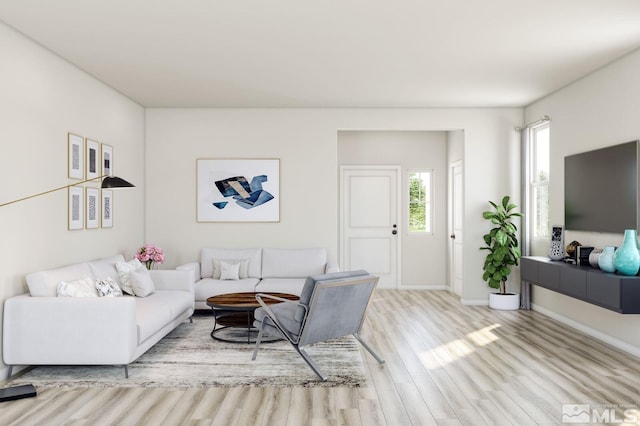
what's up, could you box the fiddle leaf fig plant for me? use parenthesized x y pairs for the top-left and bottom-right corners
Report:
(480, 195), (523, 294)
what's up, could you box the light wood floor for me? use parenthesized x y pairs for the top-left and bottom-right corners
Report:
(2, 290), (640, 425)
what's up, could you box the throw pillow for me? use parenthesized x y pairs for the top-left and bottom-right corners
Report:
(219, 260), (241, 280)
(212, 258), (249, 279)
(96, 277), (123, 297)
(115, 258), (147, 295)
(130, 270), (155, 297)
(57, 276), (99, 297)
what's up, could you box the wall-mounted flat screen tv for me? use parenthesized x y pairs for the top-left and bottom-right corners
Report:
(565, 140), (639, 233)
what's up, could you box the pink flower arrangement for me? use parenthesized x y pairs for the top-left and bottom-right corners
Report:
(135, 244), (165, 270)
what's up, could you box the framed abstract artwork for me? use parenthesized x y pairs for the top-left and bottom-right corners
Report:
(86, 139), (100, 180)
(68, 133), (84, 179)
(86, 187), (99, 229)
(196, 158), (280, 222)
(68, 186), (84, 230)
(102, 189), (113, 228)
(101, 143), (113, 177)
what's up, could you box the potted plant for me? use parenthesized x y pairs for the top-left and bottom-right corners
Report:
(480, 195), (523, 310)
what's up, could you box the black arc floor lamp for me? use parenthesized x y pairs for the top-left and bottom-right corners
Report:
(0, 175), (134, 402)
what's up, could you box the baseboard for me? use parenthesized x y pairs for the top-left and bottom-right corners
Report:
(532, 303), (640, 358)
(459, 298), (488, 306)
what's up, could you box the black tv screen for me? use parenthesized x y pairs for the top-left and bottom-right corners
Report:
(565, 140), (639, 233)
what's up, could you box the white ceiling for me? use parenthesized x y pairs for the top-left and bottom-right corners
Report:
(2, 0), (640, 108)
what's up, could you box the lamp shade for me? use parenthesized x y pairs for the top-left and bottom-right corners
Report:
(101, 176), (135, 188)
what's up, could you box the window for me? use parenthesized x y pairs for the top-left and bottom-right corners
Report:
(408, 170), (432, 233)
(530, 123), (550, 238)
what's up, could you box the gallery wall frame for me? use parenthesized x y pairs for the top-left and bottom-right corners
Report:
(68, 133), (84, 179)
(68, 186), (84, 230)
(86, 139), (100, 180)
(86, 187), (100, 229)
(101, 144), (113, 177)
(102, 189), (113, 228)
(196, 158), (280, 222)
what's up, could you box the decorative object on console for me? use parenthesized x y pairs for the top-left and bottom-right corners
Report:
(613, 229), (640, 276)
(598, 246), (617, 273)
(547, 225), (565, 260)
(135, 244), (165, 270)
(480, 195), (523, 310)
(576, 246), (594, 265)
(565, 241), (582, 261)
(589, 248), (603, 268)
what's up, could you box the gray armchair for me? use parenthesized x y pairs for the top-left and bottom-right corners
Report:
(251, 270), (385, 381)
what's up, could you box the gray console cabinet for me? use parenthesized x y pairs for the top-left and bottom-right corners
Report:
(521, 256), (640, 314)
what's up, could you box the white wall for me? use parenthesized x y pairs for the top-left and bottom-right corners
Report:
(145, 107), (522, 302)
(0, 22), (145, 375)
(525, 47), (640, 350)
(337, 130), (448, 288)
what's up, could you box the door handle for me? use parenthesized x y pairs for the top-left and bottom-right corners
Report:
(392, 230), (397, 235)
(450, 234), (456, 239)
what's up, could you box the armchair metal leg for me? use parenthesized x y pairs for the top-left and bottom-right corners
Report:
(6, 366), (13, 380)
(123, 365), (129, 378)
(252, 322), (266, 361)
(296, 347), (328, 381)
(354, 333), (385, 364)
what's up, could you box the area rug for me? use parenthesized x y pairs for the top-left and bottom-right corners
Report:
(9, 315), (366, 388)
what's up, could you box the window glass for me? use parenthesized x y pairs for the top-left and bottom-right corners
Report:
(530, 124), (550, 238)
(409, 170), (432, 233)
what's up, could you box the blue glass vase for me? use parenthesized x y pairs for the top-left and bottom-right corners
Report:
(613, 229), (640, 276)
(598, 246), (616, 273)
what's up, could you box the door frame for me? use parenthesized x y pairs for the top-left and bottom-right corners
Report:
(449, 160), (463, 295)
(339, 165), (402, 289)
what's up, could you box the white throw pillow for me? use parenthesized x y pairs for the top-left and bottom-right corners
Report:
(130, 270), (155, 297)
(219, 260), (241, 280)
(116, 258), (146, 295)
(96, 277), (123, 297)
(213, 258), (248, 279)
(57, 276), (99, 297)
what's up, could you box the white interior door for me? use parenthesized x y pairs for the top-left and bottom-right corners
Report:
(450, 161), (463, 295)
(340, 166), (400, 289)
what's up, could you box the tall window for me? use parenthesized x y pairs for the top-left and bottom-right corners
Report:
(408, 170), (432, 233)
(530, 123), (550, 239)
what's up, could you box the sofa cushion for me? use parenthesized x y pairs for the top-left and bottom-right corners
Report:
(27, 263), (95, 297)
(254, 302), (301, 338)
(88, 254), (126, 286)
(96, 277), (124, 297)
(57, 276), (99, 297)
(213, 258), (249, 279)
(261, 248), (327, 278)
(130, 270), (155, 297)
(194, 277), (259, 301)
(200, 248), (262, 279)
(116, 258), (147, 295)
(136, 290), (193, 343)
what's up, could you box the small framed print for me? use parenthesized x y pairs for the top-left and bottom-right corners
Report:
(68, 186), (84, 230)
(86, 187), (99, 229)
(68, 133), (84, 179)
(86, 139), (100, 180)
(101, 144), (113, 177)
(102, 189), (113, 228)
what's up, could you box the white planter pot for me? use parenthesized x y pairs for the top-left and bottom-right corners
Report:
(489, 292), (520, 310)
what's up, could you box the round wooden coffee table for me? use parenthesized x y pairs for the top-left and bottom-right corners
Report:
(206, 292), (299, 344)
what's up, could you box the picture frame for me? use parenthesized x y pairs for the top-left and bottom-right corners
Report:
(101, 143), (113, 177)
(68, 133), (84, 179)
(86, 139), (100, 181)
(86, 187), (100, 229)
(68, 186), (84, 230)
(101, 189), (113, 228)
(197, 158), (280, 222)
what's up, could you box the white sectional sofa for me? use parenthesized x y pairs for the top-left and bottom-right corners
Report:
(177, 248), (338, 310)
(3, 254), (194, 379)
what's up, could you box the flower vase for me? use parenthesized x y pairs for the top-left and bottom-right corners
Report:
(613, 229), (640, 276)
(598, 246), (616, 273)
